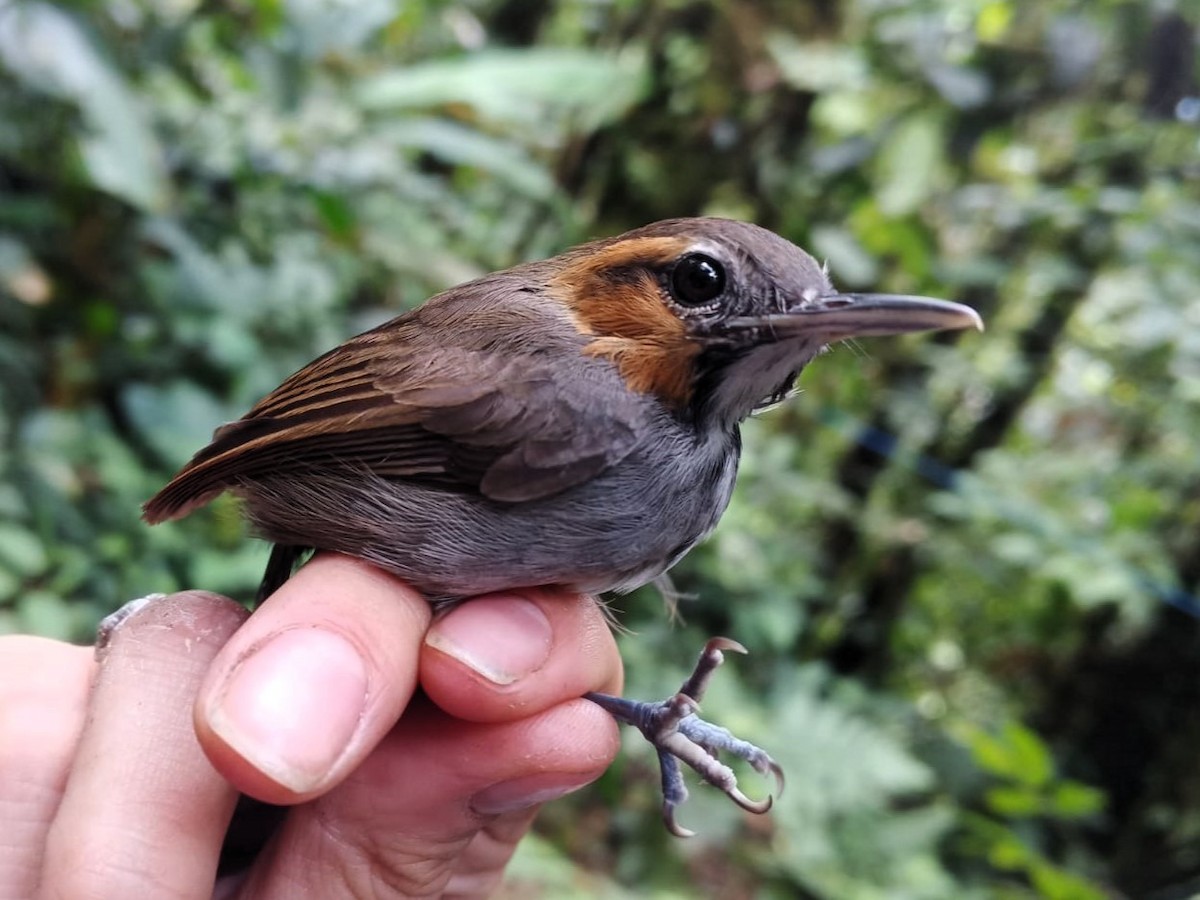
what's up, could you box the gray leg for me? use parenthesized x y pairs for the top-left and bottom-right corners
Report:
(585, 637), (784, 836)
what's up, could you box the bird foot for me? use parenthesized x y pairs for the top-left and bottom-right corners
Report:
(585, 637), (784, 837)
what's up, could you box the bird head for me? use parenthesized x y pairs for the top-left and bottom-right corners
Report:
(549, 217), (982, 431)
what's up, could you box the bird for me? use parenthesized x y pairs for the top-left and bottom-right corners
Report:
(145, 217), (981, 835)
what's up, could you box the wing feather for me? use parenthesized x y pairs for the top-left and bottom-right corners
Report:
(143, 312), (644, 522)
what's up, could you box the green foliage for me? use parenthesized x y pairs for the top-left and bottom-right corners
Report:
(0, 0), (646, 636)
(958, 721), (1106, 899)
(3, 0), (1199, 896)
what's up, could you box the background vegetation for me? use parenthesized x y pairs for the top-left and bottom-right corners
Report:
(2, 0), (1198, 896)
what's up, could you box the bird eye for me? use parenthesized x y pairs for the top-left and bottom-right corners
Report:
(669, 254), (726, 307)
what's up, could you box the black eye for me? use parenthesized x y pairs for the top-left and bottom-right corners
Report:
(669, 253), (726, 307)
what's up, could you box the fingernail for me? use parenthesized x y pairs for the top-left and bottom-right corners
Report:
(425, 594), (552, 685)
(206, 627), (367, 793)
(470, 773), (595, 816)
(96, 594), (167, 656)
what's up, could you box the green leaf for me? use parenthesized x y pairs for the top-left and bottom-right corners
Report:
(987, 833), (1032, 871)
(121, 381), (229, 467)
(977, 1), (1014, 41)
(282, 0), (397, 58)
(984, 786), (1044, 818)
(0, 1), (169, 211)
(1029, 860), (1107, 900)
(766, 33), (868, 93)
(310, 191), (358, 241)
(382, 118), (556, 198)
(963, 727), (1021, 780)
(15, 589), (77, 640)
(357, 48), (647, 132)
(505, 833), (635, 898)
(0, 523), (48, 579)
(874, 111), (946, 216)
(1003, 721), (1054, 788)
(1049, 781), (1106, 818)
(810, 225), (880, 288)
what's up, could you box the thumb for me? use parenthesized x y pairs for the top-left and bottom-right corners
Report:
(195, 554), (432, 804)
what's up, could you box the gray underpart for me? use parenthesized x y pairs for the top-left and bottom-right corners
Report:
(237, 414), (739, 600)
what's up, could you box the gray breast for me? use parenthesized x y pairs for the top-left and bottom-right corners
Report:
(239, 412), (742, 601)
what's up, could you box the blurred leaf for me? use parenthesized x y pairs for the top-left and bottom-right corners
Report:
(1049, 782), (1106, 819)
(0, 1), (168, 210)
(502, 833), (634, 899)
(1, 0), (1197, 895)
(282, 0), (397, 58)
(811, 224), (881, 287)
(874, 111), (946, 216)
(765, 670), (943, 889)
(1029, 861), (1106, 900)
(988, 833), (1033, 870)
(382, 118), (557, 198)
(963, 726), (1022, 781)
(924, 63), (991, 108)
(310, 190), (358, 240)
(985, 785), (1043, 817)
(358, 48), (647, 132)
(15, 589), (78, 640)
(768, 34), (868, 93)
(121, 381), (228, 466)
(0, 522), (48, 578)
(1003, 721), (1053, 788)
(961, 720), (1057, 792)
(976, 1), (1014, 42)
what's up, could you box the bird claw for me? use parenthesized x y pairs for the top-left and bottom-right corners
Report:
(585, 636), (782, 836)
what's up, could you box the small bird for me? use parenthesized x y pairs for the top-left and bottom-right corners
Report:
(145, 217), (980, 834)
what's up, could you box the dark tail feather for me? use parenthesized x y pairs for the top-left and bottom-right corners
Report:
(257, 544), (309, 604)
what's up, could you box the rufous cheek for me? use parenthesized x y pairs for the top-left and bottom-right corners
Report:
(553, 236), (701, 410)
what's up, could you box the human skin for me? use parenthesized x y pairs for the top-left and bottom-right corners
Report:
(0, 554), (622, 899)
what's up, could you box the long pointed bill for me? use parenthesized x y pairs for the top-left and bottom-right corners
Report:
(727, 294), (983, 342)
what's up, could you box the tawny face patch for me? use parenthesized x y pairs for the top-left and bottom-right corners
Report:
(552, 235), (703, 410)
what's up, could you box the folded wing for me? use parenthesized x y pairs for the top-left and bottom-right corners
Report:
(143, 323), (644, 522)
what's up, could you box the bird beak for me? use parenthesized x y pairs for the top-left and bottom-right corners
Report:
(726, 294), (983, 342)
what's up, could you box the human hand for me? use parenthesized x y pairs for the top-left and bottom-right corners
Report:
(1, 554), (622, 898)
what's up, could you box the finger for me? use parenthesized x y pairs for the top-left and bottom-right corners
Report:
(240, 696), (619, 898)
(421, 589), (623, 722)
(238, 589), (622, 896)
(195, 553), (431, 805)
(0, 637), (94, 899)
(39, 592), (247, 900)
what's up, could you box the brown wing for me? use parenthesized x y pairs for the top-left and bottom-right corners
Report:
(143, 318), (645, 522)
